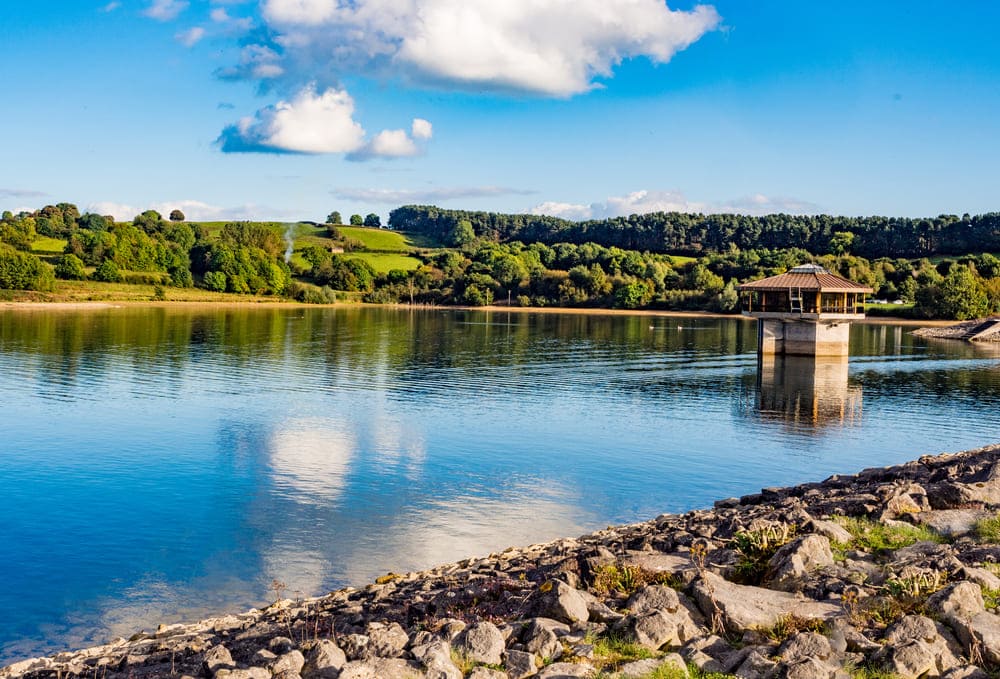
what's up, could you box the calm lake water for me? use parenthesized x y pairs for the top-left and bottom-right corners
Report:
(2, 306), (999, 662)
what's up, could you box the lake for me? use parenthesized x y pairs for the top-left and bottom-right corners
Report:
(1, 306), (999, 663)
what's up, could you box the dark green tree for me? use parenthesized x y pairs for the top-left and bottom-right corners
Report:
(169, 209), (186, 222)
(327, 211), (342, 225)
(350, 214), (363, 226)
(363, 213), (381, 227)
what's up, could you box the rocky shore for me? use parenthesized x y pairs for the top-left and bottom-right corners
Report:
(8, 444), (1000, 679)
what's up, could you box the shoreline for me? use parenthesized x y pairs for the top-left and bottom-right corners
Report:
(0, 299), (954, 326)
(6, 441), (1000, 678)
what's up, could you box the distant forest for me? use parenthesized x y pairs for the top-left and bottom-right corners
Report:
(389, 206), (1000, 259)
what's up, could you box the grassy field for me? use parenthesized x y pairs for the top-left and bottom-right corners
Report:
(346, 252), (423, 273)
(31, 237), (68, 254)
(336, 226), (414, 252)
(0, 280), (284, 303)
(667, 254), (697, 266)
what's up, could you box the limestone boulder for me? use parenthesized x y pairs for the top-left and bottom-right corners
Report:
(691, 571), (840, 632)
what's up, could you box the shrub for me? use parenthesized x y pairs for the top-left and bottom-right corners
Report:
(0, 245), (55, 291)
(55, 254), (87, 280)
(93, 259), (124, 283)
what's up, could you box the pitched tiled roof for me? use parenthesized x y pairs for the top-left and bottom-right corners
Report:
(738, 264), (873, 293)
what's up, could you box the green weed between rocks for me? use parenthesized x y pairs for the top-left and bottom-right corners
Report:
(591, 563), (682, 596)
(982, 586), (1000, 611)
(755, 613), (826, 643)
(832, 516), (944, 555)
(593, 663), (736, 679)
(975, 514), (1000, 543)
(730, 522), (795, 584)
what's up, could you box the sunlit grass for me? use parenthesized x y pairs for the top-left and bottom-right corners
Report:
(337, 226), (414, 251)
(347, 252), (423, 273)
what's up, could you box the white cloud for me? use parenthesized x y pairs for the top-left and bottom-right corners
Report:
(331, 185), (535, 204)
(219, 87), (433, 159)
(411, 118), (433, 140)
(531, 190), (820, 220)
(0, 188), (47, 200)
(86, 199), (303, 222)
(218, 86), (366, 154)
(143, 0), (189, 21)
(347, 118), (433, 160)
(254, 0), (720, 97)
(100, 2), (121, 12)
(176, 26), (206, 47)
(210, 8), (229, 22)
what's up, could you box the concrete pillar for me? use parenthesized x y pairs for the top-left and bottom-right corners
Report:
(757, 319), (852, 356)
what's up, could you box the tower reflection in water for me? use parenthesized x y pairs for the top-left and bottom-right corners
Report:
(747, 354), (863, 430)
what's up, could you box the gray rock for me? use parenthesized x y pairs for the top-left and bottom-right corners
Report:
(617, 655), (686, 677)
(734, 650), (778, 679)
(782, 657), (839, 679)
(626, 584), (681, 615)
(252, 649), (277, 665)
(301, 639), (347, 678)
(368, 622), (409, 657)
(338, 658), (426, 679)
(524, 625), (562, 661)
(915, 509), (989, 537)
(270, 637), (295, 654)
(807, 519), (853, 545)
(942, 667), (990, 679)
(534, 661), (594, 678)
(467, 668), (508, 679)
(536, 581), (590, 625)
(951, 611), (1000, 665)
(341, 634), (371, 660)
(504, 649), (537, 679)
(203, 644), (234, 675)
(457, 621), (506, 665)
(928, 581), (986, 622)
(270, 650), (306, 676)
(691, 571), (841, 632)
(779, 632), (832, 663)
(765, 534), (834, 591)
(884, 640), (938, 679)
(214, 669), (271, 679)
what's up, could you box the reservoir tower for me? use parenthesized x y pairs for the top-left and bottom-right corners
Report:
(738, 263), (873, 356)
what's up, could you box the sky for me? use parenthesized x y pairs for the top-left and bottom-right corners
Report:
(1, 1), (999, 224)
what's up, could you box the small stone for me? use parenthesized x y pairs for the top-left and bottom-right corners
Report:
(467, 668), (508, 679)
(270, 650), (305, 676)
(270, 637), (295, 654)
(780, 632), (832, 663)
(534, 661), (594, 677)
(504, 649), (538, 679)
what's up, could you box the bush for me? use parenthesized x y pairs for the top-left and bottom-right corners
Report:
(203, 271), (227, 291)
(55, 254), (87, 280)
(0, 245), (55, 291)
(93, 259), (124, 283)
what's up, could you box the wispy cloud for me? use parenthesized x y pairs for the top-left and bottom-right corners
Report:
(331, 186), (536, 204)
(531, 190), (821, 220)
(143, 0), (189, 21)
(0, 188), (48, 200)
(175, 26), (206, 47)
(100, 2), (121, 12)
(87, 199), (303, 223)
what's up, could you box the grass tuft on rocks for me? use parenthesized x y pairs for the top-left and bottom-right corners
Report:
(730, 522), (795, 584)
(975, 514), (1000, 543)
(755, 613), (826, 643)
(591, 563), (681, 596)
(832, 516), (944, 554)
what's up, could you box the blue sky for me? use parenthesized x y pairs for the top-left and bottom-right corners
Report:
(1, 1), (999, 223)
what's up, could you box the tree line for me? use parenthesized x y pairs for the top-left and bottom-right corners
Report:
(388, 205), (1000, 259)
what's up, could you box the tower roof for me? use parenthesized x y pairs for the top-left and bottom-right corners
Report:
(738, 264), (874, 293)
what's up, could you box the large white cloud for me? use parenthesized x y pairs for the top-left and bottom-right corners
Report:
(258, 0), (720, 96)
(219, 86), (433, 158)
(531, 190), (821, 220)
(218, 86), (365, 154)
